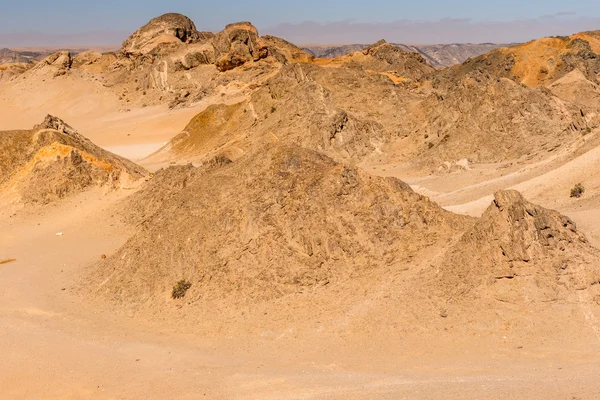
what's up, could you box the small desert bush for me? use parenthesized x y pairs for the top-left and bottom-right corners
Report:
(172, 280), (192, 299)
(570, 183), (585, 198)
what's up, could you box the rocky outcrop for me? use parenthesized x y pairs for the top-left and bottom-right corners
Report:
(0, 116), (147, 204)
(89, 145), (468, 306)
(437, 191), (598, 303)
(213, 22), (266, 72)
(30, 51), (72, 77)
(34, 114), (79, 136)
(259, 35), (314, 64)
(359, 39), (434, 79)
(121, 13), (203, 58)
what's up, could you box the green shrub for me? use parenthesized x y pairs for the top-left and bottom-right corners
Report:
(172, 280), (192, 299)
(570, 183), (585, 198)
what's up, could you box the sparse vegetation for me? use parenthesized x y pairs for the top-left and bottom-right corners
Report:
(172, 280), (192, 299)
(271, 106), (277, 113)
(570, 183), (585, 198)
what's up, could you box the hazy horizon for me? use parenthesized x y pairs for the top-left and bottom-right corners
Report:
(1, 0), (600, 47)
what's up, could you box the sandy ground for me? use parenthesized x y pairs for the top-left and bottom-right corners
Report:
(1, 185), (600, 399)
(0, 74), (206, 161)
(2, 69), (600, 399)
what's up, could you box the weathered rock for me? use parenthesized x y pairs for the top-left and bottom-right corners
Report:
(30, 51), (72, 77)
(0, 116), (147, 204)
(259, 35), (314, 64)
(437, 190), (596, 303)
(121, 13), (201, 58)
(35, 114), (79, 136)
(213, 22), (265, 72)
(89, 145), (468, 306)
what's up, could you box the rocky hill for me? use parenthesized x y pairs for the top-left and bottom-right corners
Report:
(149, 36), (598, 170)
(0, 115), (146, 204)
(86, 147), (600, 337)
(88, 144), (470, 309)
(440, 32), (600, 88)
(302, 42), (510, 68)
(437, 190), (598, 302)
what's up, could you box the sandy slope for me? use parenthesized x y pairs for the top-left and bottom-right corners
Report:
(0, 73), (209, 161)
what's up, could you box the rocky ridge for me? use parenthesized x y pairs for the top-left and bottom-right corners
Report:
(0, 115), (147, 204)
(302, 42), (510, 68)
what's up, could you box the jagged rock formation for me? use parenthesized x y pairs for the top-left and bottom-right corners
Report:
(28, 51), (73, 77)
(212, 22), (264, 72)
(147, 63), (394, 164)
(89, 145), (468, 306)
(0, 115), (147, 204)
(117, 15), (311, 72)
(436, 191), (600, 305)
(90, 15), (315, 109)
(120, 13), (204, 58)
(259, 35), (314, 65)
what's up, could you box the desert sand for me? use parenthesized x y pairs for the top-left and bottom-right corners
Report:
(2, 13), (600, 400)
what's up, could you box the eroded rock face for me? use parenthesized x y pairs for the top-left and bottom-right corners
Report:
(213, 22), (266, 72)
(30, 51), (72, 77)
(121, 13), (202, 58)
(437, 190), (597, 303)
(473, 190), (582, 263)
(357, 40), (434, 79)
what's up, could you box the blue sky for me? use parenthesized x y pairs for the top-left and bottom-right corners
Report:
(1, 0), (600, 45)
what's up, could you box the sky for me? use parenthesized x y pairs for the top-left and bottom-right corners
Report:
(1, 0), (600, 46)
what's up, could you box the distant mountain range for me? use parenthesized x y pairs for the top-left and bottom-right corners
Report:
(302, 43), (514, 68)
(0, 48), (43, 63)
